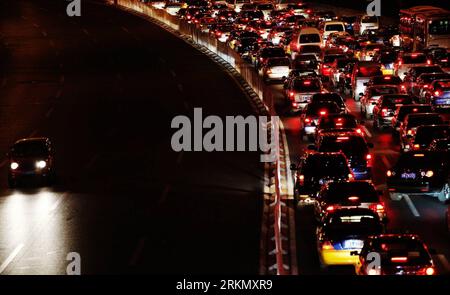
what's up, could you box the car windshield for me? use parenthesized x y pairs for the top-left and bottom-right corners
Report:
(357, 65), (382, 77)
(414, 126), (450, 145)
(319, 136), (368, 154)
(325, 212), (382, 238)
(381, 95), (413, 107)
(370, 238), (431, 266)
(268, 58), (290, 67)
(372, 76), (402, 85)
(403, 55), (427, 64)
(293, 79), (321, 91)
(312, 93), (344, 107)
(325, 24), (344, 31)
(300, 34), (320, 43)
(12, 141), (48, 157)
(323, 182), (379, 203)
(408, 115), (443, 128)
(396, 152), (447, 169)
(324, 54), (346, 64)
(306, 103), (340, 115)
(303, 155), (349, 178)
(319, 116), (357, 129)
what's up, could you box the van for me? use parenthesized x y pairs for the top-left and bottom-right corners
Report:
(321, 21), (346, 44)
(288, 27), (322, 60)
(359, 15), (379, 35)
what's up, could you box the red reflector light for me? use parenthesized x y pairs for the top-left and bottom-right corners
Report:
(384, 76), (391, 80)
(391, 257), (408, 263)
(366, 154), (372, 160)
(434, 91), (441, 96)
(303, 81), (311, 85)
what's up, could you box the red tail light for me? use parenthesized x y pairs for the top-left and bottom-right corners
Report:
(434, 90), (442, 97)
(356, 128), (362, 134)
(398, 59), (402, 66)
(366, 154), (372, 167)
(292, 102), (298, 108)
(319, 111), (327, 116)
(289, 91), (295, 98)
(370, 203), (384, 214)
(427, 59), (432, 65)
(304, 117), (311, 123)
(326, 206), (336, 212)
(299, 174), (305, 185)
(423, 84), (429, 88)
(425, 267), (435, 275)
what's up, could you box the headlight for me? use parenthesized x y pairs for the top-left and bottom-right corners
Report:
(425, 170), (434, 178)
(10, 162), (19, 170)
(36, 160), (47, 169)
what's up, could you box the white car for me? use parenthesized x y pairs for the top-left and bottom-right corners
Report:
(263, 57), (291, 82)
(396, 52), (430, 79)
(288, 27), (322, 60)
(359, 15), (379, 35)
(321, 21), (346, 45)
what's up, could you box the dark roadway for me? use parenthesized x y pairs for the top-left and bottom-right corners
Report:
(0, 0), (263, 274)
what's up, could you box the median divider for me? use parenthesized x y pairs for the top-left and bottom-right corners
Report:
(108, 0), (294, 275)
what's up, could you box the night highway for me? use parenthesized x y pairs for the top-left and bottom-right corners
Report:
(1, 0), (450, 286)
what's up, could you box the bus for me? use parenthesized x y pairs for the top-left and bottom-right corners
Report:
(399, 6), (450, 50)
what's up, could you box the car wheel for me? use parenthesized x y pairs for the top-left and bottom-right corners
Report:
(438, 183), (450, 203)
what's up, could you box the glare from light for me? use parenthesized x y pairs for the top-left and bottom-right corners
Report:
(10, 162), (19, 170)
(36, 160), (47, 169)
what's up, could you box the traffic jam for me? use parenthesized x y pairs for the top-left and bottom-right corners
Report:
(150, 0), (450, 275)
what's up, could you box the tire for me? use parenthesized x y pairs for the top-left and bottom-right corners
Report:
(438, 183), (450, 203)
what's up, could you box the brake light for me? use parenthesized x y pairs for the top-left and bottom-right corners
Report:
(411, 53), (418, 57)
(289, 91), (295, 97)
(299, 174), (305, 185)
(434, 90), (441, 97)
(303, 81), (311, 85)
(370, 203), (384, 213)
(366, 154), (372, 167)
(348, 173), (354, 180)
(304, 117), (311, 123)
(398, 59), (402, 66)
(381, 108), (388, 117)
(216, 31), (222, 36)
(386, 170), (392, 177)
(292, 102), (298, 108)
(407, 129), (413, 135)
(348, 196), (359, 201)
(319, 110), (327, 116)
(391, 257), (408, 263)
(441, 59), (448, 63)
(384, 76), (391, 80)
(356, 128), (362, 134)
(326, 206), (336, 212)
(426, 59), (432, 65)
(423, 84), (429, 88)
(266, 69), (272, 74)
(322, 241), (334, 250)
(345, 73), (351, 78)
(401, 85), (406, 90)
(425, 267), (435, 275)
(413, 144), (420, 149)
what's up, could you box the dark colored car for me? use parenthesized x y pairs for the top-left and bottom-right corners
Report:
(310, 93), (346, 113)
(372, 94), (414, 129)
(315, 181), (386, 221)
(386, 151), (450, 202)
(399, 113), (444, 150)
(290, 152), (353, 205)
(405, 125), (450, 151)
(314, 132), (374, 180)
(391, 104), (434, 131)
(8, 137), (54, 187)
(300, 101), (342, 139)
(316, 114), (362, 137)
(354, 234), (435, 275)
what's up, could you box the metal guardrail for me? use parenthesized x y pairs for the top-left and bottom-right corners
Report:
(110, 0), (289, 275)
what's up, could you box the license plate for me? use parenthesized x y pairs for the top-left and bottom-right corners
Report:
(343, 239), (364, 249)
(401, 172), (416, 179)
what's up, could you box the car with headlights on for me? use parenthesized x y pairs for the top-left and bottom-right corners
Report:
(8, 137), (54, 188)
(386, 151), (450, 202)
(354, 234), (435, 275)
(317, 208), (384, 268)
(290, 152), (353, 205)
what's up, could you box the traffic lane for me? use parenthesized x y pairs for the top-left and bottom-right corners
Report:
(268, 78), (450, 274)
(0, 0), (263, 274)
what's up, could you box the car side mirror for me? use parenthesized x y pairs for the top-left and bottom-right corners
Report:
(290, 163), (297, 170)
(367, 142), (374, 148)
(350, 251), (360, 256)
(307, 144), (317, 151)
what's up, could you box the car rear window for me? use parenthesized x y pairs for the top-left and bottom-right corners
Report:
(299, 45), (321, 53)
(323, 182), (379, 203)
(303, 155), (350, 177)
(382, 96), (413, 107)
(319, 136), (368, 154)
(414, 126), (450, 145)
(306, 103), (340, 115)
(357, 66), (382, 77)
(319, 116), (357, 129)
(371, 238), (431, 266)
(325, 24), (344, 32)
(408, 115), (443, 128)
(361, 16), (378, 23)
(403, 55), (427, 64)
(396, 152), (447, 169)
(261, 48), (286, 58)
(372, 76), (402, 85)
(300, 34), (320, 43)
(293, 79), (321, 91)
(268, 58), (290, 67)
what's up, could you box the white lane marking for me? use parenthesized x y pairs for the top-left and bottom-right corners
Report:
(362, 125), (372, 138)
(403, 194), (420, 217)
(129, 237), (145, 266)
(381, 155), (391, 169)
(45, 107), (54, 118)
(49, 195), (64, 213)
(0, 243), (24, 274)
(279, 120), (298, 275)
(436, 254), (450, 273)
